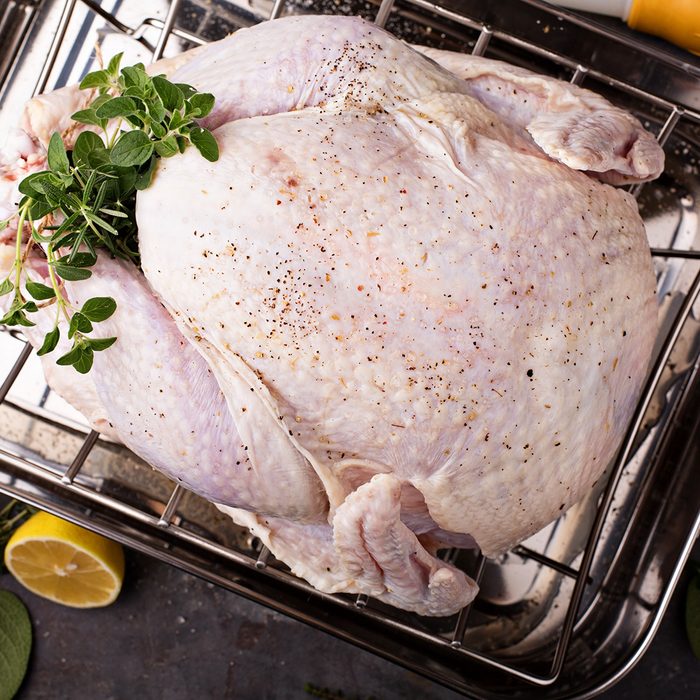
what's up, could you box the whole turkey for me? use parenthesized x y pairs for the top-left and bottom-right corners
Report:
(0, 15), (663, 615)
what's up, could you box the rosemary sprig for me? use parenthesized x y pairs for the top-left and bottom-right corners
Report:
(0, 53), (219, 373)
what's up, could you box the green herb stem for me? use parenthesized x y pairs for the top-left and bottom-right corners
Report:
(13, 203), (28, 296)
(0, 510), (28, 534)
(0, 499), (32, 549)
(0, 499), (17, 519)
(46, 243), (72, 325)
(105, 118), (123, 149)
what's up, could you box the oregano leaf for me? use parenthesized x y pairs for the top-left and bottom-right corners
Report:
(189, 127), (219, 162)
(68, 312), (93, 339)
(81, 296), (116, 322)
(25, 281), (56, 300)
(120, 64), (148, 91)
(27, 199), (55, 221)
(110, 131), (154, 167)
(155, 136), (179, 158)
(47, 132), (70, 174)
(56, 345), (80, 366)
(17, 172), (50, 199)
(71, 108), (101, 126)
(79, 69), (110, 90)
(61, 252), (96, 268)
(37, 326), (60, 356)
(73, 346), (95, 374)
(134, 156), (157, 190)
(152, 76), (184, 111)
(175, 83), (197, 100)
(88, 336), (117, 351)
(0, 309), (35, 328)
(188, 92), (215, 118)
(95, 96), (137, 120)
(53, 263), (92, 282)
(106, 52), (124, 78)
(56, 343), (93, 373)
(72, 131), (105, 171)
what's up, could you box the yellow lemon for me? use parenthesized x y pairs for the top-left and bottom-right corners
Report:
(4, 510), (124, 608)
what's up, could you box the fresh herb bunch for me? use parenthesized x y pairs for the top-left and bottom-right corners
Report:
(0, 53), (219, 373)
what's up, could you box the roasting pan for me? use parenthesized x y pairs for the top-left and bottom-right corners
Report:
(1, 0), (699, 697)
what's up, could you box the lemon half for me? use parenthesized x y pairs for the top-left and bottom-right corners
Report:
(4, 511), (125, 608)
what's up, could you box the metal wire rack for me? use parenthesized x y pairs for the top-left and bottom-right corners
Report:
(1, 0), (699, 696)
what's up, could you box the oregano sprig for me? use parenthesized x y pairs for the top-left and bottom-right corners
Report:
(0, 54), (219, 373)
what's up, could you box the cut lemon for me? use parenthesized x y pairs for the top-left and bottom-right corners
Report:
(4, 511), (124, 609)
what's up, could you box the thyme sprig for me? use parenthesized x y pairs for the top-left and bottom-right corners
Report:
(0, 53), (219, 373)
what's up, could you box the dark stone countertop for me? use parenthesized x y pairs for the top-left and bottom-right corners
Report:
(2, 542), (699, 700)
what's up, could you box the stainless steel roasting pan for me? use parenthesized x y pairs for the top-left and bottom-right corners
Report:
(0, 1), (699, 697)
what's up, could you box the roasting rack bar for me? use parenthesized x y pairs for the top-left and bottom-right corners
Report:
(0, 341), (32, 403)
(32, 0), (76, 96)
(1, 0), (699, 697)
(0, 0), (39, 101)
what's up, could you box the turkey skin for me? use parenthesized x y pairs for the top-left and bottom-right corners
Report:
(0, 15), (661, 615)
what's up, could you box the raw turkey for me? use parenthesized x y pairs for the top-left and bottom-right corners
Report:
(0, 15), (663, 616)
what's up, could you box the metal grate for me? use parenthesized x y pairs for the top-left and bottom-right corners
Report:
(1, 0), (699, 696)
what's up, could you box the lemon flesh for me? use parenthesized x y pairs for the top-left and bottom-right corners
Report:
(4, 511), (125, 608)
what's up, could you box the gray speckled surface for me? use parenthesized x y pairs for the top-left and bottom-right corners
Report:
(2, 550), (461, 700)
(1, 543), (698, 700)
